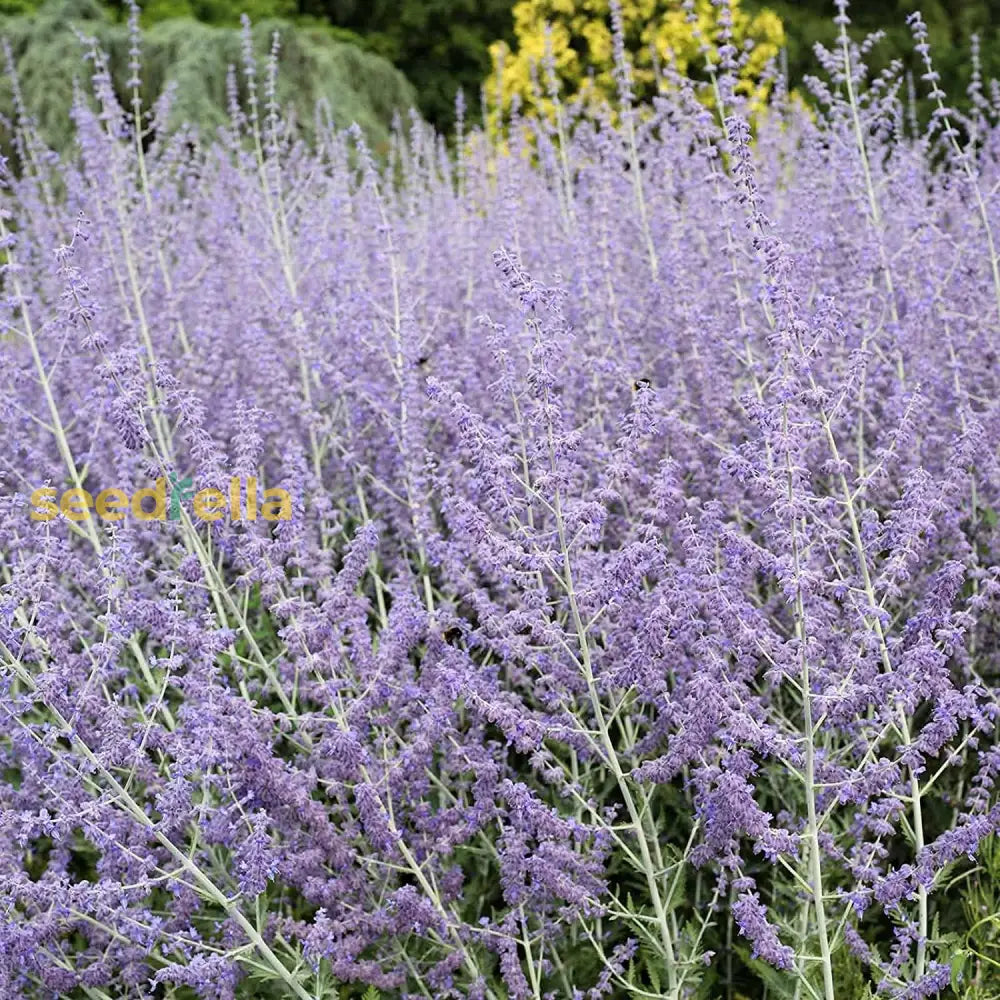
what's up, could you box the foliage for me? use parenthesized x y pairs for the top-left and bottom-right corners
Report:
(6, 0), (1000, 136)
(7, 7), (1000, 1000)
(135, 0), (296, 26)
(0, 0), (513, 132)
(488, 0), (784, 119)
(296, 0), (516, 131)
(748, 0), (1000, 124)
(0, 0), (415, 155)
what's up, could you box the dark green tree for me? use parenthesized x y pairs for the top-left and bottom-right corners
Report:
(298, 0), (515, 130)
(748, 0), (1000, 123)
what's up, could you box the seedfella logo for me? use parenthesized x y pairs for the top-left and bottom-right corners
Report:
(30, 474), (293, 523)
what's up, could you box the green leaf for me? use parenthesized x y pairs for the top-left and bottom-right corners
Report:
(641, 939), (662, 994)
(733, 946), (797, 1000)
(951, 949), (969, 993)
(663, 861), (687, 916)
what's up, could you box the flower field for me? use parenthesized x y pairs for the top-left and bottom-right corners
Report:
(4, 5), (1000, 998)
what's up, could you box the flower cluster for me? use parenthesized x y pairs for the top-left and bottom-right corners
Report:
(2, 6), (1000, 999)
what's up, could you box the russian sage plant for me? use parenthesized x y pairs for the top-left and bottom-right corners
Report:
(2, 2), (1000, 998)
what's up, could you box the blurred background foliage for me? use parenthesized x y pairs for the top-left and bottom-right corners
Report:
(0, 0), (417, 156)
(0, 0), (998, 153)
(295, 0), (516, 134)
(758, 1), (996, 114)
(489, 0), (785, 121)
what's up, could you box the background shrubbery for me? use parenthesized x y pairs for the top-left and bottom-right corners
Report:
(6, 0), (1000, 137)
(0, 0), (416, 155)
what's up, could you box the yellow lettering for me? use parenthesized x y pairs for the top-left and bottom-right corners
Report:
(60, 488), (93, 522)
(29, 487), (59, 522)
(131, 478), (167, 521)
(193, 488), (226, 521)
(96, 488), (128, 521)
(261, 488), (292, 522)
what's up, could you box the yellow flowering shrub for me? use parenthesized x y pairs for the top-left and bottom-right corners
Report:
(488, 0), (785, 118)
